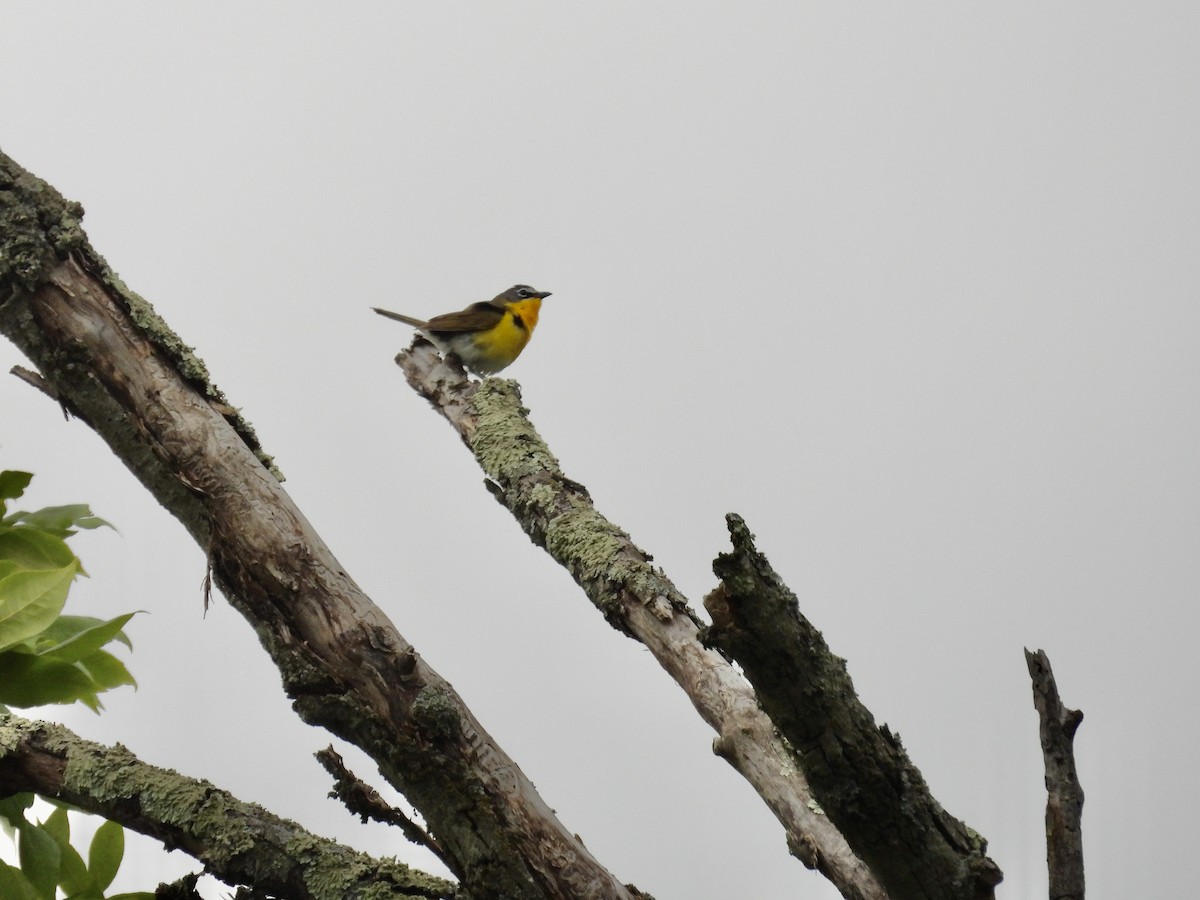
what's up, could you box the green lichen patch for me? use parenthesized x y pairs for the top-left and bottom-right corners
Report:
(0, 151), (86, 296)
(468, 379), (562, 482)
(411, 685), (462, 744)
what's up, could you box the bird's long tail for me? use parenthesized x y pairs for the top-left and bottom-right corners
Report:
(372, 308), (427, 328)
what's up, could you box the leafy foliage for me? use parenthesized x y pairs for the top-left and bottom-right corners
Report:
(0, 471), (134, 713)
(0, 472), (154, 897)
(0, 800), (153, 900)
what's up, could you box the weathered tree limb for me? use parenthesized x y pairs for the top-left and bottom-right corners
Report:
(1024, 649), (1085, 900)
(0, 714), (455, 900)
(703, 514), (1003, 900)
(398, 349), (886, 900)
(316, 746), (454, 875)
(0, 150), (639, 899)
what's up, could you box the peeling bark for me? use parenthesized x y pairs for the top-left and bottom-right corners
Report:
(0, 714), (456, 900)
(704, 514), (1003, 900)
(1025, 649), (1085, 900)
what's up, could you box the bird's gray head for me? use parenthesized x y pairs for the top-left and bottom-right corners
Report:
(495, 284), (552, 304)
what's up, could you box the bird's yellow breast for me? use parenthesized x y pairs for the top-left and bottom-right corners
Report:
(458, 297), (542, 373)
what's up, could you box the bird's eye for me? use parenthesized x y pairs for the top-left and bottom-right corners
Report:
(516, 287), (532, 298)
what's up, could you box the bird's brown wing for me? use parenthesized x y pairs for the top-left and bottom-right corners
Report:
(424, 301), (506, 334)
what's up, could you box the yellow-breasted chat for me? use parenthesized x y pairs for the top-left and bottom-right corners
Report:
(373, 284), (551, 376)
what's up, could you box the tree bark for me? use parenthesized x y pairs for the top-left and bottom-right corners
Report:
(704, 514), (1004, 900)
(1025, 649), (1085, 900)
(0, 149), (638, 900)
(398, 349), (886, 900)
(0, 714), (456, 900)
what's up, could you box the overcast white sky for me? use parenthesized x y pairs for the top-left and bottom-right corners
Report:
(4, 4), (1198, 898)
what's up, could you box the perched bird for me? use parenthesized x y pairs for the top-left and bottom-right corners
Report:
(373, 284), (552, 376)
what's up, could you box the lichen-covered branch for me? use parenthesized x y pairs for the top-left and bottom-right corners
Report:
(398, 348), (885, 900)
(0, 150), (637, 900)
(0, 714), (455, 900)
(703, 514), (1003, 900)
(1025, 649), (1085, 900)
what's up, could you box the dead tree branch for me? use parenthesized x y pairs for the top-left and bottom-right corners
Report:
(704, 514), (1003, 900)
(0, 714), (455, 900)
(397, 349), (886, 900)
(315, 746), (455, 876)
(1025, 649), (1085, 900)
(0, 149), (637, 900)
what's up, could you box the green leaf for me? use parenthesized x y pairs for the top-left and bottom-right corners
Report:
(0, 860), (40, 900)
(58, 846), (89, 895)
(41, 809), (90, 896)
(77, 649), (138, 693)
(18, 823), (60, 900)
(0, 793), (34, 829)
(0, 529), (76, 571)
(34, 613), (138, 664)
(0, 654), (97, 709)
(106, 894), (157, 900)
(0, 471), (33, 502)
(86, 820), (124, 892)
(28, 615), (104, 651)
(0, 563), (77, 651)
(4, 505), (112, 538)
(40, 806), (69, 844)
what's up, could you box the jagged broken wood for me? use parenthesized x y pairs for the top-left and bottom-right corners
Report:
(704, 514), (1003, 900)
(1025, 648), (1085, 900)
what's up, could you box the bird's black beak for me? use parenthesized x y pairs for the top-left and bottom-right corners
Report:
(536, 291), (552, 299)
